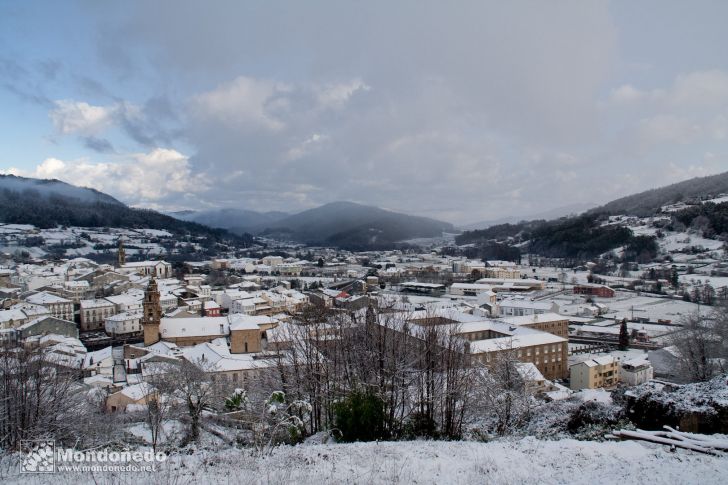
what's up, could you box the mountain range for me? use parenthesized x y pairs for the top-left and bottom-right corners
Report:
(3, 169), (728, 251)
(0, 174), (252, 246)
(170, 201), (455, 250)
(169, 208), (289, 233)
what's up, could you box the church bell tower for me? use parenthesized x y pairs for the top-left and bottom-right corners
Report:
(143, 277), (162, 346)
(117, 238), (126, 268)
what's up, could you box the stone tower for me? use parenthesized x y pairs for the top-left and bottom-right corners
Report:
(117, 238), (126, 267)
(143, 277), (162, 346)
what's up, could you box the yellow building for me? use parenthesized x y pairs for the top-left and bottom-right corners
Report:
(570, 356), (619, 390)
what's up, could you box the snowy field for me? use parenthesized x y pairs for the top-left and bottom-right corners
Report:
(3, 437), (728, 484)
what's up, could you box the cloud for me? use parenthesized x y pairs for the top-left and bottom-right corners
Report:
(191, 77), (290, 132)
(15, 148), (206, 207)
(48, 97), (181, 149)
(49, 100), (114, 135)
(7, 2), (728, 223)
(315, 80), (370, 110)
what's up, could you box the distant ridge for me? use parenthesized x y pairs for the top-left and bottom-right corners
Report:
(461, 202), (597, 230)
(591, 170), (728, 216)
(256, 201), (455, 249)
(0, 174), (124, 206)
(0, 174), (252, 245)
(169, 208), (289, 232)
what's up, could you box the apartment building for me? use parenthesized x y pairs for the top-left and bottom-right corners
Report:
(458, 320), (569, 380)
(25, 291), (74, 321)
(570, 356), (619, 390)
(500, 312), (569, 339)
(80, 298), (117, 331)
(621, 358), (654, 386)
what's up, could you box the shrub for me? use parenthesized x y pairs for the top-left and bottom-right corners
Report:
(333, 390), (387, 442)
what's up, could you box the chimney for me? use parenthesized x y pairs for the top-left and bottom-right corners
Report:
(219, 323), (224, 335)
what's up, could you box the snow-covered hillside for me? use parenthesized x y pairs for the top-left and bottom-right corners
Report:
(3, 437), (727, 484)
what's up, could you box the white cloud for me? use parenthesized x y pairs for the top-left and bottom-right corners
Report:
(49, 100), (115, 135)
(315, 79), (370, 109)
(191, 76), (290, 131)
(610, 84), (644, 104)
(17, 148), (205, 206)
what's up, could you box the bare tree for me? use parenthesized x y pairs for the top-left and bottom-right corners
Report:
(472, 345), (533, 436)
(670, 309), (728, 382)
(0, 342), (86, 450)
(149, 357), (224, 444)
(137, 380), (168, 453)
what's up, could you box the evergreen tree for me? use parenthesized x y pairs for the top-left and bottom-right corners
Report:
(618, 319), (630, 351)
(670, 267), (679, 288)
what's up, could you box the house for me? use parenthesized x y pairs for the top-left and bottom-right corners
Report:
(24, 291), (73, 321)
(105, 291), (144, 313)
(121, 261), (173, 279)
(105, 311), (143, 336)
(62, 280), (92, 301)
(25, 334), (87, 370)
(450, 283), (494, 297)
(0, 308), (29, 330)
(485, 261), (521, 279)
(105, 383), (155, 412)
(573, 284), (615, 298)
(80, 298), (117, 332)
(203, 300), (221, 317)
(570, 356), (619, 390)
(621, 358), (654, 386)
(516, 362), (548, 394)
(474, 278), (544, 292)
(498, 298), (559, 317)
(400, 281), (446, 296)
(82, 346), (115, 377)
(16, 316), (79, 340)
(261, 255), (284, 267)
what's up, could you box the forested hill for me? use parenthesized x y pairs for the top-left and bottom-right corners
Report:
(0, 175), (254, 246)
(258, 201), (455, 250)
(591, 170), (728, 216)
(455, 213), (657, 262)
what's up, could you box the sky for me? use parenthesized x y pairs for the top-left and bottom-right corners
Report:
(1, 1), (727, 225)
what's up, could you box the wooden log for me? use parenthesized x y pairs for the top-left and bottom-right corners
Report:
(613, 430), (719, 455)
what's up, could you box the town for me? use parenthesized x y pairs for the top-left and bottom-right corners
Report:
(1, 191), (726, 455)
(3, 1), (728, 483)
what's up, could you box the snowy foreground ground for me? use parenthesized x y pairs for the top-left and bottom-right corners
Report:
(3, 437), (728, 485)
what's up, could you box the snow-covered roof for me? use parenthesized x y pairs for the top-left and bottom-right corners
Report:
(26, 291), (71, 305)
(228, 314), (277, 331)
(83, 346), (113, 367)
(516, 362), (545, 382)
(80, 298), (115, 309)
(468, 331), (566, 353)
(501, 312), (566, 326)
(119, 383), (153, 401)
(159, 316), (229, 339)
